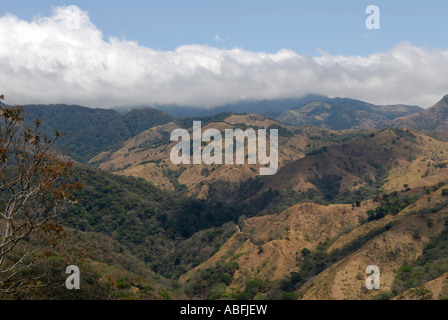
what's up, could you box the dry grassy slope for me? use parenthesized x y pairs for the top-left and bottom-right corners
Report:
(297, 188), (448, 300)
(388, 94), (448, 130)
(91, 122), (180, 190)
(381, 132), (448, 192)
(93, 115), (338, 198)
(90, 122), (179, 163)
(393, 273), (448, 300)
(180, 174), (448, 299)
(253, 128), (447, 199)
(276, 99), (421, 130)
(180, 200), (378, 284)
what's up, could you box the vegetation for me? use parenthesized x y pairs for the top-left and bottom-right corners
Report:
(184, 261), (238, 299)
(393, 222), (448, 296)
(276, 98), (422, 130)
(3, 93), (448, 300)
(22, 104), (173, 162)
(0, 96), (81, 295)
(366, 191), (419, 221)
(280, 223), (394, 294)
(174, 112), (237, 128)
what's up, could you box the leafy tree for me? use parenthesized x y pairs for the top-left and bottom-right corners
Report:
(0, 95), (80, 295)
(301, 248), (311, 257)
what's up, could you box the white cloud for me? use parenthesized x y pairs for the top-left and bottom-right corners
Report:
(1, 6), (448, 109)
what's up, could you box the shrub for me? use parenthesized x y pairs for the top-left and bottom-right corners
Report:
(373, 292), (394, 300)
(282, 291), (299, 300)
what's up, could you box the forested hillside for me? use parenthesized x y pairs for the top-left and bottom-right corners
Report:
(22, 104), (174, 162)
(3, 95), (448, 300)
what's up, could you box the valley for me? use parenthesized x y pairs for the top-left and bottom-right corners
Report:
(2, 94), (448, 300)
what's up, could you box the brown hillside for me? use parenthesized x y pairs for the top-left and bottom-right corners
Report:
(180, 200), (378, 284)
(181, 184), (448, 300)
(393, 273), (448, 300)
(297, 187), (448, 300)
(252, 128), (424, 199)
(389, 94), (448, 130)
(93, 115), (343, 199)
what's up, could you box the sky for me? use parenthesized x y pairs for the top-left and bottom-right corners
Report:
(1, 0), (448, 109)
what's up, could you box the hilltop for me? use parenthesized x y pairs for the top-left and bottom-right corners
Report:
(275, 97), (422, 130)
(22, 104), (174, 162)
(389, 94), (448, 130)
(91, 114), (361, 200)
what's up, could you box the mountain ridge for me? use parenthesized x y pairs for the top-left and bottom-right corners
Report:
(275, 97), (422, 130)
(21, 104), (174, 162)
(388, 94), (448, 130)
(4, 94), (448, 300)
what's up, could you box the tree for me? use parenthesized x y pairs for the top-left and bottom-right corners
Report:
(301, 247), (311, 257)
(0, 94), (81, 295)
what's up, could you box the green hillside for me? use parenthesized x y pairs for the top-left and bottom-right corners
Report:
(4, 95), (448, 301)
(59, 164), (240, 279)
(22, 104), (174, 162)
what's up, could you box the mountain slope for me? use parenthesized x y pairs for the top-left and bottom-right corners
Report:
(388, 94), (448, 130)
(297, 186), (448, 300)
(60, 163), (241, 279)
(30, 226), (182, 300)
(176, 125), (448, 300)
(180, 200), (379, 297)
(180, 178), (448, 300)
(275, 97), (422, 130)
(92, 114), (360, 199)
(22, 104), (174, 162)
(238, 127), (448, 215)
(7, 96), (448, 300)
(127, 94), (331, 118)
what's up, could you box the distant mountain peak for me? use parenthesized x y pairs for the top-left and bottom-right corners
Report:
(275, 97), (422, 130)
(387, 94), (448, 130)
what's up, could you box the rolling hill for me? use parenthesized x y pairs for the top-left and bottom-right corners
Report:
(21, 104), (174, 162)
(50, 96), (448, 300)
(115, 94), (330, 118)
(275, 97), (422, 130)
(91, 114), (362, 200)
(175, 125), (448, 300)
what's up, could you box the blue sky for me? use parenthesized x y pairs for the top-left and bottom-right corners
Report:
(2, 0), (448, 56)
(1, 1), (448, 108)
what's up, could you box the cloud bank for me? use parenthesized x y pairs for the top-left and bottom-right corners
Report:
(1, 6), (448, 109)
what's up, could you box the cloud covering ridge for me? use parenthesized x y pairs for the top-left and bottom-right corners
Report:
(1, 6), (447, 108)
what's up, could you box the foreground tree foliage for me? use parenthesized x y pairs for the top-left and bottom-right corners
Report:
(0, 94), (81, 296)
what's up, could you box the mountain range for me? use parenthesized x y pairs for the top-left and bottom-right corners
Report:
(3, 94), (448, 300)
(389, 94), (448, 130)
(1, 94), (428, 164)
